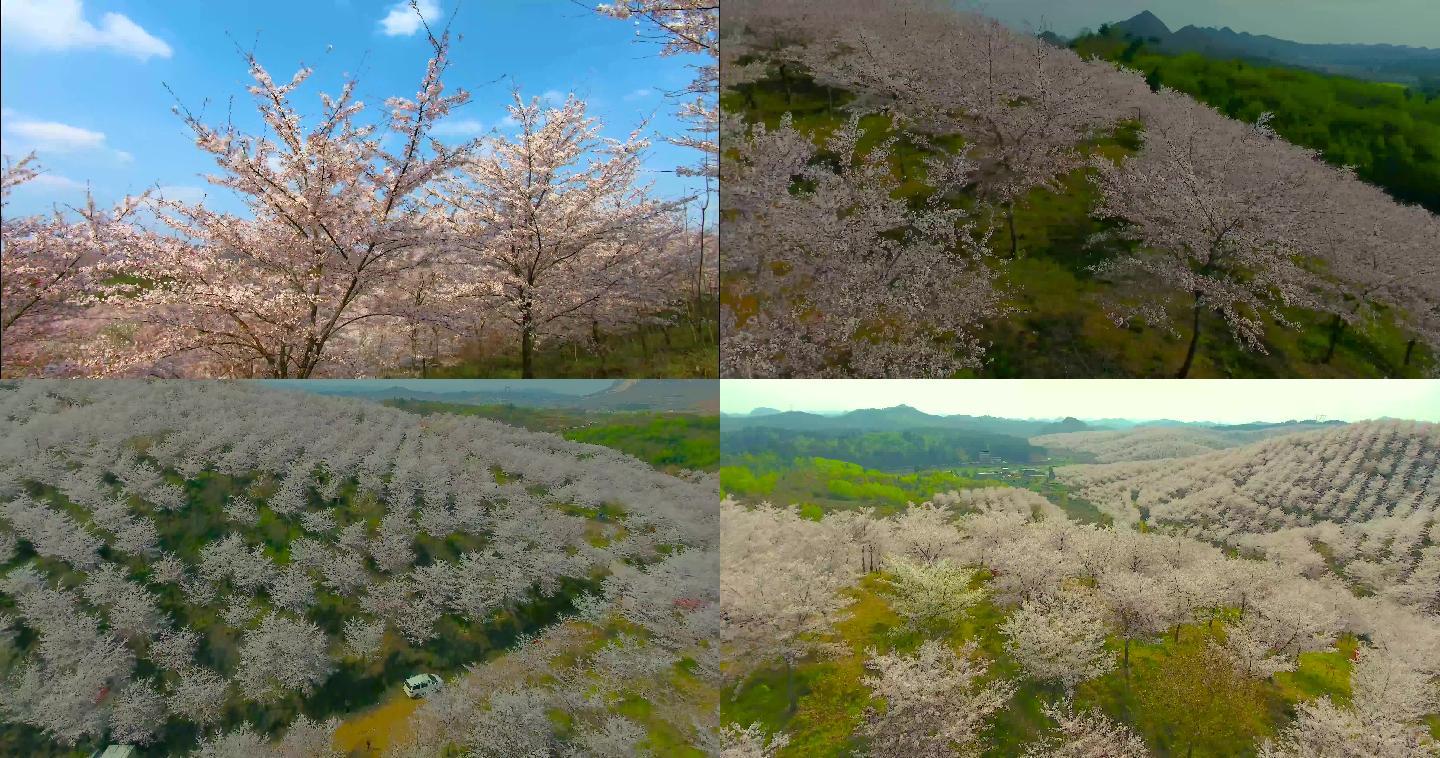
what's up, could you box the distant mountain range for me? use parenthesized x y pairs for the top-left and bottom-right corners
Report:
(1100, 10), (1440, 86)
(722, 405), (1341, 435)
(722, 405), (1089, 438)
(280, 380), (718, 413)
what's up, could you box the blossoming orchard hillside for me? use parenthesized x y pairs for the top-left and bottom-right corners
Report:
(1031, 422), (1337, 464)
(0, 381), (719, 754)
(1055, 420), (1440, 614)
(720, 0), (1440, 378)
(719, 495), (1440, 756)
(716, 380), (1440, 756)
(0, 1), (717, 378)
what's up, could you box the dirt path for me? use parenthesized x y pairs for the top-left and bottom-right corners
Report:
(332, 691), (420, 756)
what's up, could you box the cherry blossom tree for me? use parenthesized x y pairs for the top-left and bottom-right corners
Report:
(719, 722), (791, 757)
(1091, 103), (1335, 377)
(787, 5), (1145, 258)
(124, 24), (474, 377)
(0, 153), (149, 376)
(1001, 591), (1116, 693)
(721, 502), (856, 712)
(428, 90), (687, 377)
(1259, 692), (1437, 758)
(1095, 571), (1168, 672)
(108, 677), (167, 746)
(883, 556), (985, 631)
(192, 722), (266, 758)
(342, 615), (387, 661)
(235, 612), (334, 702)
(275, 714), (343, 758)
(166, 666), (230, 726)
(860, 640), (1016, 757)
(597, 0), (719, 330)
(722, 114), (1000, 377)
(1024, 699), (1149, 758)
(147, 626), (200, 672)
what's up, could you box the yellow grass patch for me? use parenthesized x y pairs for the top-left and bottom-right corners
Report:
(333, 692), (421, 756)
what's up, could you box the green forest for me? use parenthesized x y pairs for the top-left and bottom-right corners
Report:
(721, 428), (1041, 471)
(1074, 31), (1440, 214)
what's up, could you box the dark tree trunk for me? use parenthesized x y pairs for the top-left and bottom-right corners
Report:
(784, 658), (797, 714)
(521, 327), (534, 379)
(521, 296), (536, 378)
(592, 319), (607, 374)
(1323, 314), (1345, 364)
(1177, 293), (1203, 378)
(1404, 338), (1417, 367)
(1006, 203), (1019, 259)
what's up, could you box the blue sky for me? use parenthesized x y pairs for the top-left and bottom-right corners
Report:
(1, 0), (712, 219)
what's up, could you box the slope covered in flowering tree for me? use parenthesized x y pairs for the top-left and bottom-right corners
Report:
(1056, 421), (1440, 613)
(0, 381), (717, 754)
(719, 496), (1440, 756)
(1031, 423), (1332, 463)
(720, 0), (1440, 378)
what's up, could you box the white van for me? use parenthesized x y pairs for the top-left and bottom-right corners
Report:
(403, 673), (442, 698)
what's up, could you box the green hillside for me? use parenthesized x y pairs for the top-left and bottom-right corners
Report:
(1073, 32), (1440, 214)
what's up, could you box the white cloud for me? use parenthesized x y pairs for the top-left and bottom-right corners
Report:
(156, 185), (207, 204)
(114, 150), (133, 164)
(541, 90), (567, 106)
(431, 118), (485, 137)
(27, 173), (85, 190)
(9, 119), (107, 151)
(0, 0), (172, 60)
(623, 88), (653, 101)
(378, 0), (440, 37)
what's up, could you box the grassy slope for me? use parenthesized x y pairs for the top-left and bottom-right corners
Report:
(381, 400), (721, 473)
(720, 456), (1109, 525)
(722, 574), (1372, 757)
(723, 68), (1436, 378)
(418, 316), (719, 379)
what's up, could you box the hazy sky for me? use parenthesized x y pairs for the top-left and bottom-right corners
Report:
(970, 0), (1440, 48)
(720, 380), (1440, 423)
